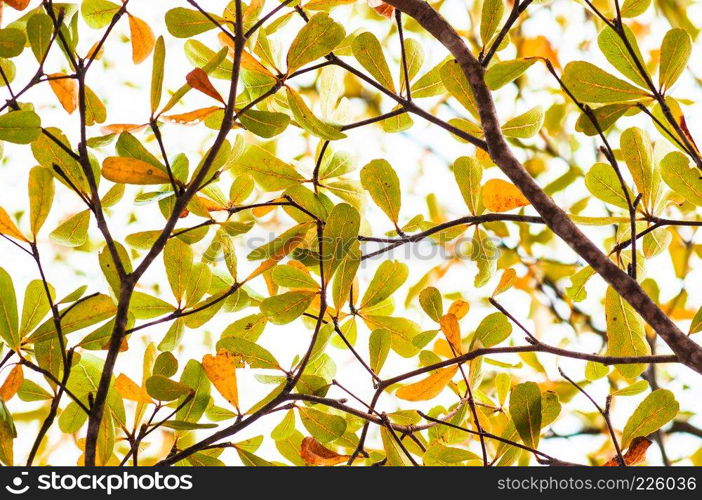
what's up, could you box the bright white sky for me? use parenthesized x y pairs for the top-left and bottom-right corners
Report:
(1, 0), (702, 466)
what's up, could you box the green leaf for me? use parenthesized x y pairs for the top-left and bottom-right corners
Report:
(217, 337), (280, 369)
(660, 151), (702, 206)
(597, 25), (648, 88)
(260, 291), (315, 325)
(0, 28), (26, 58)
(659, 28), (692, 91)
(472, 227), (497, 287)
(19, 280), (52, 338)
(185, 262), (212, 308)
(27, 14), (53, 62)
(352, 32), (395, 92)
(151, 36), (165, 114)
(381, 426), (413, 466)
(81, 0), (121, 29)
(298, 406), (346, 443)
(585, 360), (609, 381)
(0, 267), (19, 348)
(272, 265), (319, 290)
(58, 400), (86, 433)
(485, 58), (535, 90)
(130, 292), (176, 320)
(605, 286), (650, 378)
(411, 60), (446, 98)
(369, 329), (391, 374)
(332, 240), (360, 310)
(239, 109), (290, 138)
(28, 166), (54, 236)
(322, 203), (360, 283)
(474, 312), (512, 347)
(440, 60), (478, 117)
(501, 106), (544, 138)
(453, 156), (483, 215)
(361, 261), (408, 309)
(286, 13), (344, 73)
(286, 87), (345, 140)
(363, 315), (420, 358)
(419, 287), (443, 322)
(561, 61), (648, 103)
(29, 293), (117, 343)
(620, 127), (659, 211)
(177, 360), (211, 423)
(575, 103), (633, 136)
(585, 162), (634, 209)
(621, 389), (679, 447)
(480, 0), (504, 44)
(566, 266), (595, 303)
(360, 159), (401, 225)
(49, 210), (90, 247)
(234, 144), (304, 191)
(84, 86), (106, 125)
(509, 381), (542, 449)
(0, 110), (41, 144)
(164, 238), (193, 305)
(145, 375), (191, 401)
(98, 242), (132, 297)
(690, 305), (702, 334)
(165, 7), (220, 38)
(612, 380), (649, 397)
(17, 379), (52, 402)
(400, 38), (424, 93)
(620, 0), (651, 17)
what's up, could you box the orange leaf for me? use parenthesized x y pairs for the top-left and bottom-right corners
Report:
(102, 157), (173, 185)
(519, 36), (560, 69)
(252, 197), (286, 217)
(163, 106), (221, 124)
(482, 178), (530, 213)
(602, 436), (652, 466)
(100, 123), (147, 135)
(493, 268), (517, 296)
(128, 15), (155, 64)
(195, 195), (228, 212)
(186, 68), (224, 103)
(439, 313), (462, 355)
(0, 206), (27, 242)
(395, 366), (458, 401)
(4, 0), (31, 10)
(367, 0), (394, 18)
(202, 350), (239, 409)
(115, 373), (153, 405)
(48, 74), (77, 113)
(300, 437), (348, 466)
(447, 299), (469, 319)
(0, 365), (23, 401)
(85, 41), (104, 61)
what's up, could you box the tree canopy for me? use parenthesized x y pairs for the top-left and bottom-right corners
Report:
(0, 0), (701, 467)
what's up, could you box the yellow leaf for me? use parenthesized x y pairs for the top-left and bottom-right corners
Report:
(115, 373), (153, 405)
(101, 157), (173, 185)
(300, 436), (348, 466)
(163, 106), (221, 124)
(493, 268), (517, 296)
(129, 15), (156, 64)
(395, 366), (458, 401)
(439, 313), (462, 354)
(0, 365), (23, 401)
(218, 33), (275, 77)
(0, 206), (27, 242)
(202, 350), (239, 409)
(48, 74), (77, 113)
(481, 178), (530, 212)
(447, 299), (469, 319)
